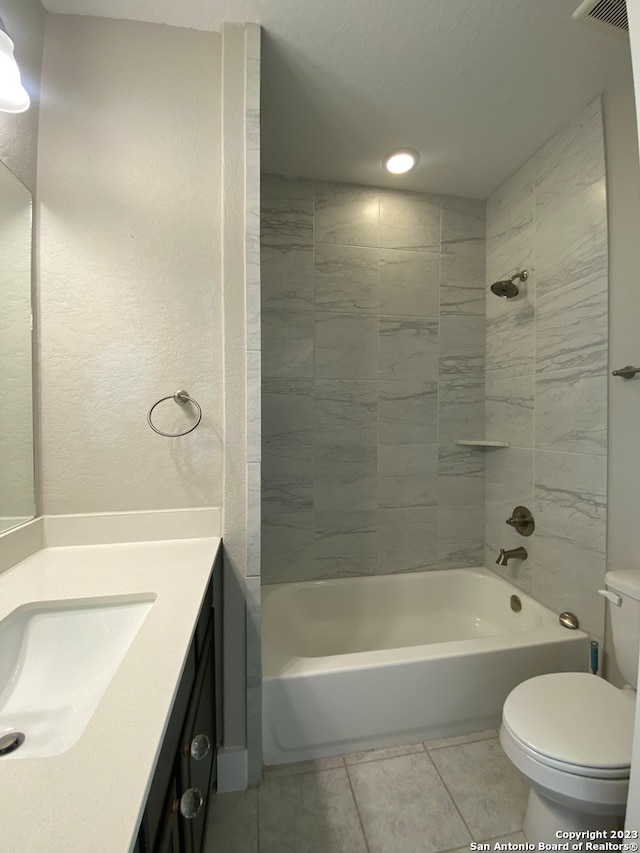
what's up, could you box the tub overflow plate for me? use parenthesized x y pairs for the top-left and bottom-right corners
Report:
(0, 732), (25, 756)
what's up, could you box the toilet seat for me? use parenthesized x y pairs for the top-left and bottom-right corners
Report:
(500, 723), (630, 815)
(502, 672), (634, 779)
(502, 719), (629, 779)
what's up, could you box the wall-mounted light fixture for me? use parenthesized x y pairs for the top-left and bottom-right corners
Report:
(0, 19), (29, 113)
(383, 148), (420, 175)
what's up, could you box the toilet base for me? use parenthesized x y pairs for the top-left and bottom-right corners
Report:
(524, 788), (618, 844)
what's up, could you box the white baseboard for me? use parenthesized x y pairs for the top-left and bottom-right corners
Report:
(216, 747), (248, 792)
(43, 507), (221, 546)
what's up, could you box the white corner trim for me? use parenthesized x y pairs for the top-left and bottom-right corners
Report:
(216, 746), (248, 792)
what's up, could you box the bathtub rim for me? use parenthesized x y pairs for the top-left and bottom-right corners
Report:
(262, 566), (589, 679)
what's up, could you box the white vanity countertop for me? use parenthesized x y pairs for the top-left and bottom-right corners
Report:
(0, 535), (221, 853)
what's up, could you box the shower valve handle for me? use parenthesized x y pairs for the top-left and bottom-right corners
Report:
(504, 506), (535, 536)
(612, 366), (640, 379)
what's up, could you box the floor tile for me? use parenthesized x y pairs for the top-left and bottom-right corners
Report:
(204, 789), (258, 853)
(258, 768), (368, 853)
(447, 831), (526, 853)
(430, 739), (528, 841)
(263, 755), (345, 780)
(424, 730), (498, 751)
(491, 831), (527, 845)
(344, 741), (425, 765)
(348, 752), (472, 853)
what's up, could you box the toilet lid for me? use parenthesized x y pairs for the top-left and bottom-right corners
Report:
(502, 673), (634, 774)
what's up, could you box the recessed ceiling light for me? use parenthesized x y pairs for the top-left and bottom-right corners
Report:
(384, 148), (419, 175)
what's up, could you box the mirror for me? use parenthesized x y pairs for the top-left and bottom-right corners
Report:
(0, 160), (34, 533)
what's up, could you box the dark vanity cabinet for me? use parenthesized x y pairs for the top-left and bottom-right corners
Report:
(137, 552), (221, 853)
(180, 620), (215, 853)
(154, 779), (180, 853)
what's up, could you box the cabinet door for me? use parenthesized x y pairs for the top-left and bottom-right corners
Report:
(154, 778), (182, 853)
(212, 548), (222, 788)
(146, 646), (197, 851)
(156, 815), (180, 853)
(179, 624), (215, 853)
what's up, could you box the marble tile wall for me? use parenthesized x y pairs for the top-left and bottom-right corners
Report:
(261, 177), (486, 583)
(485, 97), (608, 642)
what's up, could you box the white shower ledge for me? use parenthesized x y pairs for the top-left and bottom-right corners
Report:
(455, 439), (510, 447)
(0, 533), (220, 853)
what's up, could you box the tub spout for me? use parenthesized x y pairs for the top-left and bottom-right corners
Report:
(496, 546), (528, 566)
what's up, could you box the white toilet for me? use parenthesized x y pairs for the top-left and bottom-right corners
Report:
(500, 569), (640, 843)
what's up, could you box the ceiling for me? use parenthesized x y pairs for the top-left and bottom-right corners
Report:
(40, 0), (261, 31)
(260, 0), (632, 197)
(40, 0), (632, 198)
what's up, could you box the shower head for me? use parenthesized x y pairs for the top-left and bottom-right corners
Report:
(490, 280), (519, 298)
(490, 270), (528, 299)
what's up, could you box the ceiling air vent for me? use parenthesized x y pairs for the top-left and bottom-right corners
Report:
(572, 0), (628, 36)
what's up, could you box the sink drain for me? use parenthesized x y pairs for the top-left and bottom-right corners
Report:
(0, 732), (25, 756)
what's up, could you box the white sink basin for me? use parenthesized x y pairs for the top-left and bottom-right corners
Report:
(0, 596), (155, 759)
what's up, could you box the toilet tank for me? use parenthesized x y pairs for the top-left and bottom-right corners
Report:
(606, 570), (640, 687)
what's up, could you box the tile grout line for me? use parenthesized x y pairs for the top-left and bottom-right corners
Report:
(489, 830), (527, 844)
(345, 743), (427, 768)
(435, 829), (525, 853)
(427, 748), (477, 844)
(263, 744), (432, 780)
(425, 732), (498, 752)
(344, 762), (373, 853)
(262, 762), (345, 781)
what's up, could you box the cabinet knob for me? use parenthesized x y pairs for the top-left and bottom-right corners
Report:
(178, 787), (204, 820)
(183, 733), (212, 761)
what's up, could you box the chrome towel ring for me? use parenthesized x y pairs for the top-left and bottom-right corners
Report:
(147, 390), (202, 437)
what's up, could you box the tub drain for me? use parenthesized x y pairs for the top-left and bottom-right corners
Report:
(0, 732), (25, 755)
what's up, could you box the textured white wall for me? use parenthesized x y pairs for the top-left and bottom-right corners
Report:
(38, 15), (223, 514)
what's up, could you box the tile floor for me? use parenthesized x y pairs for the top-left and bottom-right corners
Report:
(204, 728), (530, 853)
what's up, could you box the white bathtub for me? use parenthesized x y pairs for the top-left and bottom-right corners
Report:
(262, 567), (589, 765)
